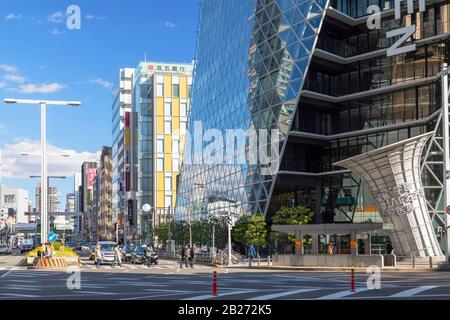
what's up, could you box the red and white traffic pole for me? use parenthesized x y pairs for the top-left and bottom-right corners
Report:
(350, 269), (355, 292)
(212, 271), (217, 297)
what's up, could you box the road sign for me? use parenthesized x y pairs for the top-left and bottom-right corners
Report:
(446, 206), (450, 215)
(48, 232), (57, 243)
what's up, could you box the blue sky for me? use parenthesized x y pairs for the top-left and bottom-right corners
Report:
(0, 0), (199, 209)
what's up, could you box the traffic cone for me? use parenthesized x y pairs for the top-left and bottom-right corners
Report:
(212, 271), (217, 297)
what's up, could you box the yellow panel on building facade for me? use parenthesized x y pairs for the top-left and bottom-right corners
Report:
(157, 191), (164, 208)
(164, 75), (172, 97)
(157, 116), (164, 135)
(157, 97), (164, 117)
(173, 117), (180, 134)
(164, 135), (172, 155)
(156, 172), (165, 191)
(172, 98), (180, 117)
(165, 154), (172, 173)
(180, 76), (188, 98)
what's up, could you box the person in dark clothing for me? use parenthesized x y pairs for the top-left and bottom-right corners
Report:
(189, 246), (195, 268)
(180, 246), (189, 268)
(386, 243), (394, 254)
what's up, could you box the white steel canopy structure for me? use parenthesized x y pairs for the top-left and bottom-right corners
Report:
(335, 132), (444, 257)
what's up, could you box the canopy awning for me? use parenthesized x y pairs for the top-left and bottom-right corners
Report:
(272, 223), (394, 235)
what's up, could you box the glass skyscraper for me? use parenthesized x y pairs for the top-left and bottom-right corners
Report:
(176, 0), (450, 254)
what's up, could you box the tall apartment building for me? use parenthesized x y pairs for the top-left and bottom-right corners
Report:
(95, 146), (113, 241)
(133, 61), (193, 244)
(65, 193), (75, 232)
(81, 162), (98, 241)
(35, 184), (59, 214)
(175, 0), (450, 257)
(112, 68), (135, 244)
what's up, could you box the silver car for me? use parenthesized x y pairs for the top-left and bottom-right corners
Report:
(0, 244), (11, 255)
(96, 241), (117, 265)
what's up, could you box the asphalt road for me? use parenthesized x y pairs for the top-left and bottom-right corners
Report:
(1, 255), (450, 300)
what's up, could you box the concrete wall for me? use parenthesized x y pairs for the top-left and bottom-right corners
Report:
(273, 254), (384, 268)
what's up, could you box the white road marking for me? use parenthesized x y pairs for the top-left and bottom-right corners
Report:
(184, 289), (258, 301)
(247, 288), (320, 300)
(390, 286), (438, 298)
(3, 286), (40, 291)
(1, 267), (17, 278)
(317, 288), (370, 300)
(0, 293), (38, 298)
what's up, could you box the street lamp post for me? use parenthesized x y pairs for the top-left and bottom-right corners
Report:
(5, 98), (80, 245)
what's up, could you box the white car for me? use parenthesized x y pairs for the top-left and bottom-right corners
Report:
(0, 244), (11, 255)
(96, 241), (117, 265)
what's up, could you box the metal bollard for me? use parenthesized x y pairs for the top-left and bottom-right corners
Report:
(212, 271), (217, 297)
(351, 269), (356, 292)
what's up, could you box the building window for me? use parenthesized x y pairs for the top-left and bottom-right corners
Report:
(165, 177), (172, 191)
(165, 121), (172, 134)
(188, 85), (192, 97)
(165, 195), (172, 208)
(181, 121), (187, 135)
(180, 103), (187, 117)
(172, 140), (180, 154)
(157, 139), (164, 153)
(164, 102), (172, 116)
(172, 84), (180, 97)
(157, 158), (164, 171)
(157, 84), (164, 97)
(173, 159), (180, 172)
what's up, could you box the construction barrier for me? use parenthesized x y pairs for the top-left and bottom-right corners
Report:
(34, 257), (68, 269)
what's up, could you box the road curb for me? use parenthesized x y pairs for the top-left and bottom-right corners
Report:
(226, 266), (448, 272)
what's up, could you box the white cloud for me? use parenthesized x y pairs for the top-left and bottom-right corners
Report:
(162, 20), (176, 28)
(0, 139), (98, 179)
(0, 124), (7, 134)
(0, 65), (18, 73)
(0, 82), (6, 89)
(48, 11), (64, 24)
(89, 78), (113, 90)
(3, 74), (26, 84)
(18, 83), (67, 94)
(5, 13), (23, 21)
(49, 28), (66, 36)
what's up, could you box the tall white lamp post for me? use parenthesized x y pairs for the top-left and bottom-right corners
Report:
(4, 98), (81, 245)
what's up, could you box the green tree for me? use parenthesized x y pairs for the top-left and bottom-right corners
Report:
(271, 205), (313, 252)
(232, 216), (251, 252)
(154, 223), (169, 244)
(245, 213), (268, 266)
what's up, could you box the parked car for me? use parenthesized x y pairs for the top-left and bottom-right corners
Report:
(131, 246), (159, 265)
(0, 244), (12, 255)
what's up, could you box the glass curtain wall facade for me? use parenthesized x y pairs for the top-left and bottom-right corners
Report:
(176, 0), (450, 253)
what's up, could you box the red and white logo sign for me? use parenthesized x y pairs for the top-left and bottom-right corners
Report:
(148, 65), (154, 71)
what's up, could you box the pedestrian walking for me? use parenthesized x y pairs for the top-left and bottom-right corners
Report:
(95, 245), (102, 268)
(114, 245), (122, 267)
(248, 244), (256, 268)
(327, 241), (334, 256)
(180, 245), (186, 268)
(189, 246), (195, 268)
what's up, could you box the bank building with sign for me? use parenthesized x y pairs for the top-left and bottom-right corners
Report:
(175, 0), (450, 266)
